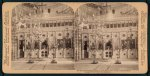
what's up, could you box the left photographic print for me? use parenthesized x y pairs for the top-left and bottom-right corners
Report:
(11, 3), (75, 70)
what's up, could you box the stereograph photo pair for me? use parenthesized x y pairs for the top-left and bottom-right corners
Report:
(2, 2), (148, 74)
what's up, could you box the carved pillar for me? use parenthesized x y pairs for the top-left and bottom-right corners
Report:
(103, 42), (106, 59)
(81, 34), (84, 59)
(63, 48), (66, 58)
(78, 44), (81, 60)
(39, 41), (42, 58)
(74, 40), (78, 61)
(17, 35), (20, 59)
(74, 28), (79, 61)
(24, 34), (26, 58)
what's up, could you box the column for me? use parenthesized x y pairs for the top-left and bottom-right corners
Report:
(77, 30), (81, 60)
(78, 39), (81, 60)
(103, 42), (105, 59)
(63, 46), (66, 58)
(54, 31), (57, 58)
(111, 32), (113, 59)
(63, 31), (66, 58)
(39, 40), (42, 58)
(78, 35), (81, 60)
(76, 48), (78, 61)
(81, 34), (84, 59)
(74, 30), (78, 61)
(95, 34), (97, 58)
(17, 35), (20, 59)
(135, 32), (138, 59)
(76, 32), (79, 61)
(24, 33), (26, 58)
(14, 37), (18, 60)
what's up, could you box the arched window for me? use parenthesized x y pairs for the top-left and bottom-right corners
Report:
(106, 24), (109, 28)
(122, 34), (126, 37)
(98, 41), (103, 50)
(118, 24), (121, 28)
(133, 23), (137, 27)
(42, 9), (43, 13)
(83, 26), (88, 29)
(129, 39), (136, 49)
(58, 23), (60, 27)
(48, 9), (51, 13)
(62, 22), (65, 26)
(105, 40), (112, 50)
(42, 34), (45, 37)
(90, 42), (96, 50)
(121, 40), (128, 49)
(46, 23), (49, 27)
(125, 23), (128, 27)
(66, 33), (69, 37)
(20, 35), (23, 38)
(57, 39), (64, 49)
(26, 42), (31, 50)
(89, 25), (92, 29)
(42, 24), (45, 27)
(107, 35), (109, 38)
(20, 25), (24, 28)
(122, 23), (125, 27)
(32, 24), (34, 28)
(64, 22), (68, 25)
(114, 24), (117, 28)
(26, 24), (30, 28)
(100, 10), (102, 15)
(112, 9), (115, 14)
(41, 40), (48, 49)
(50, 23), (53, 27)
(110, 24), (113, 28)
(70, 22), (73, 26)
(129, 23), (132, 27)
(65, 38), (71, 49)
(58, 33), (61, 36)
(34, 41), (39, 49)
(35, 10), (38, 14)
(54, 23), (56, 27)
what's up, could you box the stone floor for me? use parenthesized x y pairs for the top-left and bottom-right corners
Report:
(12, 58), (138, 71)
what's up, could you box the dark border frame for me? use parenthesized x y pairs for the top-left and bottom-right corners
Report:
(1, 0), (149, 76)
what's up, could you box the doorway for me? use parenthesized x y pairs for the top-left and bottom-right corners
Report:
(104, 40), (113, 59)
(84, 41), (88, 58)
(41, 40), (49, 58)
(19, 40), (24, 58)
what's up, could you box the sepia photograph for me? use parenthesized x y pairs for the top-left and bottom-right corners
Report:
(2, 2), (147, 74)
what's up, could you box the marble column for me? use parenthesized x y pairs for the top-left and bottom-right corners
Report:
(39, 41), (42, 58)
(63, 48), (66, 58)
(103, 42), (106, 59)
(81, 38), (84, 59)
(17, 35), (20, 59)
(24, 34), (26, 58)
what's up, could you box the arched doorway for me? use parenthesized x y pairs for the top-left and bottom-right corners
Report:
(84, 40), (88, 58)
(104, 40), (113, 59)
(82, 34), (89, 59)
(19, 40), (25, 58)
(41, 39), (49, 58)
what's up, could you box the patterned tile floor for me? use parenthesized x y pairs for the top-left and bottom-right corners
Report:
(12, 59), (138, 71)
